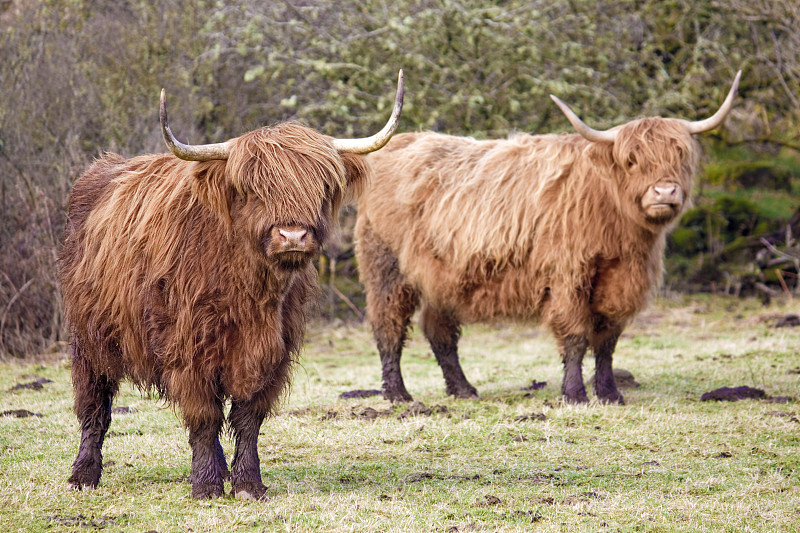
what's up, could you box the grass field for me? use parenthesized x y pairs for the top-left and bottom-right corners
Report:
(1, 294), (799, 532)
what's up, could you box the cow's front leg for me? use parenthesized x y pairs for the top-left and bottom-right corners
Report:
(358, 223), (419, 402)
(559, 334), (589, 403)
(186, 400), (227, 499)
(591, 321), (625, 404)
(228, 398), (269, 500)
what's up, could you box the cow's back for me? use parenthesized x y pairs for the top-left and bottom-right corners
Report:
(361, 131), (582, 279)
(62, 154), (126, 243)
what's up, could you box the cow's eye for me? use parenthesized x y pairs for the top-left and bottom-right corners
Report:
(626, 154), (637, 169)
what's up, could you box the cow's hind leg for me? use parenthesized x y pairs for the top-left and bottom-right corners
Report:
(68, 338), (119, 490)
(558, 334), (590, 404)
(358, 223), (419, 402)
(591, 319), (625, 404)
(420, 304), (478, 399)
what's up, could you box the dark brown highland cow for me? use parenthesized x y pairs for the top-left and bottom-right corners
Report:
(59, 72), (403, 499)
(356, 71), (740, 405)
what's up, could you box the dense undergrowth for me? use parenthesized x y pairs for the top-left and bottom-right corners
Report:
(2, 0), (799, 357)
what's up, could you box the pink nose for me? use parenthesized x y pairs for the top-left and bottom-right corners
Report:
(654, 184), (678, 202)
(278, 228), (307, 246)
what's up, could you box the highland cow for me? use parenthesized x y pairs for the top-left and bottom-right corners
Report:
(356, 72), (740, 405)
(59, 72), (403, 499)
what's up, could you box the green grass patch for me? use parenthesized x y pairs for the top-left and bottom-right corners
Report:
(1, 295), (799, 532)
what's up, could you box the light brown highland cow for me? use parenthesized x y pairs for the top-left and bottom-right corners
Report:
(356, 72), (740, 405)
(59, 72), (403, 499)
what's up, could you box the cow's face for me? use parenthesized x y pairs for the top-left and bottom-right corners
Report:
(237, 197), (326, 272)
(224, 124), (369, 271)
(160, 73), (400, 272)
(612, 118), (699, 230)
(551, 73), (737, 232)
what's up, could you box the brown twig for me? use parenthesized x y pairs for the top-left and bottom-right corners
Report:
(330, 285), (364, 321)
(775, 269), (792, 300)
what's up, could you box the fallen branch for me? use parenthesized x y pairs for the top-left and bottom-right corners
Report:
(754, 282), (779, 297)
(330, 285), (364, 321)
(760, 238), (800, 262)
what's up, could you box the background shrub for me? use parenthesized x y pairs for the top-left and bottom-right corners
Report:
(2, 0), (799, 357)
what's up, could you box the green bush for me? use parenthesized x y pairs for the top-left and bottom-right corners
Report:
(2, 0), (800, 356)
(704, 160), (795, 191)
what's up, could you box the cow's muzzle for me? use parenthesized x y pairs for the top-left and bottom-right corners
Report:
(264, 225), (319, 267)
(277, 228), (309, 252)
(641, 182), (684, 223)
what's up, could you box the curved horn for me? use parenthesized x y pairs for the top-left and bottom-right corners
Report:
(549, 94), (617, 143)
(332, 69), (404, 153)
(683, 70), (742, 134)
(160, 89), (231, 161)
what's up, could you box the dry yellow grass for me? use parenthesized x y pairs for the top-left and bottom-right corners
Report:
(1, 294), (799, 532)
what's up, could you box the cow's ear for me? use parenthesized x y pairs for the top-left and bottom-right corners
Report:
(339, 152), (371, 205)
(191, 161), (235, 227)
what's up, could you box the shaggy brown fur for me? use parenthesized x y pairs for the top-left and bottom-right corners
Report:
(356, 118), (706, 404)
(60, 122), (370, 499)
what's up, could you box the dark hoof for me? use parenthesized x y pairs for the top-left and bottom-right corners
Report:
(191, 482), (225, 499)
(67, 479), (98, 491)
(233, 480), (269, 501)
(562, 379), (589, 404)
(67, 469), (100, 491)
(447, 385), (480, 400)
(561, 392), (590, 404)
(597, 391), (625, 405)
(383, 388), (414, 403)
